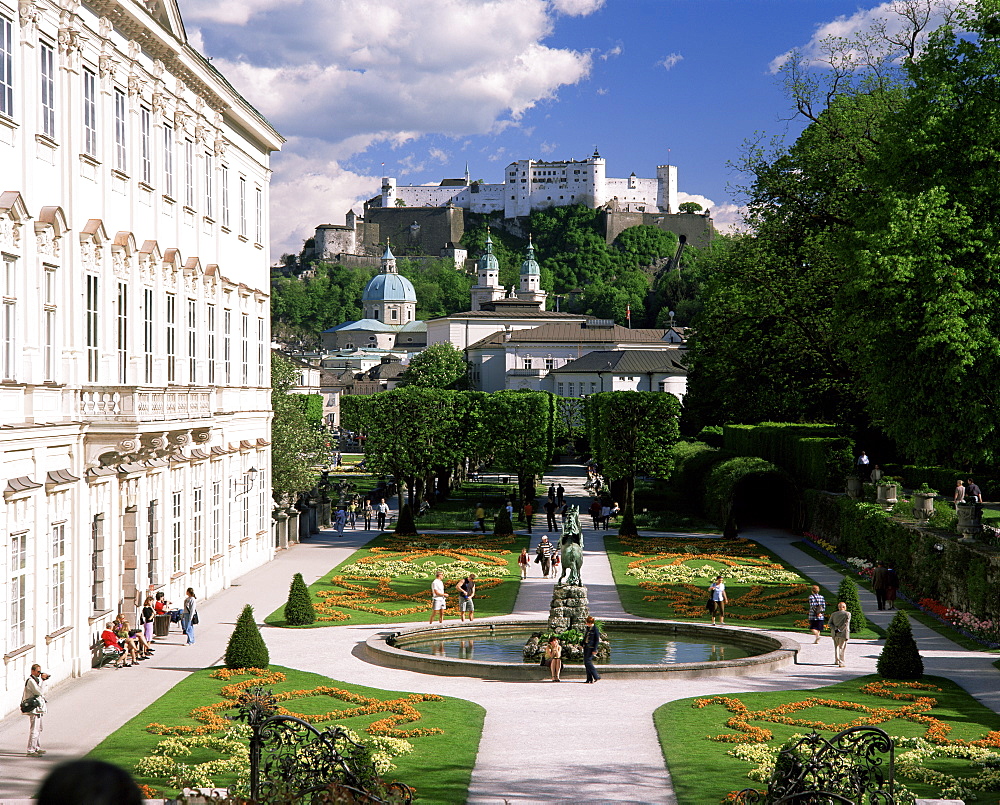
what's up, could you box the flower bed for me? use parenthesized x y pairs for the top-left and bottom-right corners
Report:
(88, 665), (485, 804)
(266, 533), (528, 627)
(606, 535), (830, 629)
(657, 675), (1000, 804)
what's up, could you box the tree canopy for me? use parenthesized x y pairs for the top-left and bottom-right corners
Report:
(397, 343), (469, 389)
(271, 353), (329, 503)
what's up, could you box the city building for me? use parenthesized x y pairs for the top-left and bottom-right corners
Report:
(0, 0), (282, 710)
(547, 350), (688, 400)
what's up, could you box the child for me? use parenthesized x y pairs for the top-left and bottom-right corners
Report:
(518, 548), (529, 578)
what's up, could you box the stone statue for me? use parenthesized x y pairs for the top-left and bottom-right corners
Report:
(558, 504), (584, 585)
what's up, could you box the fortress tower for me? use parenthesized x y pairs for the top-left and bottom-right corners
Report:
(656, 164), (678, 213)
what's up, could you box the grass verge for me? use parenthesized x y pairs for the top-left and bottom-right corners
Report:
(266, 532), (529, 627)
(88, 664), (484, 804)
(657, 674), (1000, 804)
(605, 534), (880, 638)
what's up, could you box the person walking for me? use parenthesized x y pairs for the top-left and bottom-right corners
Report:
(536, 536), (553, 578)
(428, 570), (447, 624)
(376, 498), (389, 531)
(181, 588), (198, 645)
(556, 484), (565, 505)
(22, 664), (49, 756)
(139, 596), (156, 645)
(855, 451), (870, 479)
(828, 601), (852, 667)
(583, 616), (601, 683)
(346, 499), (357, 529)
(518, 548), (530, 579)
(600, 501), (612, 530)
(808, 585), (826, 644)
(545, 498), (557, 532)
(473, 503), (486, 533)
(548, 483), (556, 502)
(457, 574), (476, 622)
(544, 636), (563, 682)
(588, 499), (602, 530)
(361, 499), (374, 530)
(954, 479), (966, 511)
(523, 500), (534, 534)
(967, 478), (984, 522)
(871, 561), (888, 611)
(708, 575), (727, 625)
(334, 507), (347, 536)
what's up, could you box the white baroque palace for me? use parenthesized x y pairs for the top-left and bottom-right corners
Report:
(0, 0), (282, 710)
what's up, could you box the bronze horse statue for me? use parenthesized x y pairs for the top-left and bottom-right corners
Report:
(559, 505), (584, 585)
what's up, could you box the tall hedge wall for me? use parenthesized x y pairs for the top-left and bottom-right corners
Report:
(703, 456), (785, 528)
(806, 490), (1000, 621)
(723, 423), (853, 491)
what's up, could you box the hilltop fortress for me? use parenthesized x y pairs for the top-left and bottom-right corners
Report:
(303, 151), (714, 263)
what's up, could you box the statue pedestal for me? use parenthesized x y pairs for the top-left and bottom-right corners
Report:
(548, 583), (591, 631)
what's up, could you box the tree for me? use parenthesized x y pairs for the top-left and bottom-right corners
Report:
(678, 201), (703, 214)
(397, 343), (469, 389)
(836, 576), (868, 634)
(271, 353), (328, 505)
(611, 225), (678, 271)
(283, 573), (316, 625)
(877, 610), (923, 680)
(494, 505), (513, 536)
(586, 392), (681, 512)
(484, 391), (556, 503)
(225, 605), (270, 670)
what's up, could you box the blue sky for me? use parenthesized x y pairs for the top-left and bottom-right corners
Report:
(178, 0), (944, 258)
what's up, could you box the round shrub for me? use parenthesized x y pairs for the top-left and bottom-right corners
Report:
(284, 572), (315, 625)
(876, 610), (923, 680)
(494, 506), (514, 536)
(836, 575), (868, 633)
(224, 604), (269, 670)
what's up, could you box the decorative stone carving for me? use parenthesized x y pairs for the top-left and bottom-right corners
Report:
(195, 124), (209, 144)
(128, 72), (144, 98)
(173, 108), (189, 132)
(36, 228), (58, 258)
(0, 218), (22, 250)
(111, 249), (128, 279)
(127, 39), (140, 60)
(214, 137), (228, 158)
(18, 0), (39, 35)
(98, 15), (112, 38)
(151, 58), (164, 79)
(175, 77), (187, 98)
(58, 25), (83, 70)
(98, 53), (118, 81)
(151, 89), (166, 115)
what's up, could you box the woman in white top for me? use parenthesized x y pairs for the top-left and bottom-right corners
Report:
(708, 576), (728, 625)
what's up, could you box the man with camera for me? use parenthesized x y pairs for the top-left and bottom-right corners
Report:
(22, 664), (49, 756)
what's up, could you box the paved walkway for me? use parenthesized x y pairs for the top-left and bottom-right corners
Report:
(2, 464), (999, 804)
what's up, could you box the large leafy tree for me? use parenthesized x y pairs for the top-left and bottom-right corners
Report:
(397, 343), (469, 389)
(840, 0), (1000, 464)
(271, 353), (329, 504)
(586, 392), (680, 512)
(483, 391), (555, 502)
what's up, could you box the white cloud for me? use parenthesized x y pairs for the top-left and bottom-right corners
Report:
(600, 42), (623, 60)
(658, 52), (683, 71)
(539, 141), (557, 154)
(768, 0), (961, 74)
(676, 192), (746, 234)
(596, 87), (609, 95)
(182, 0), (600, 258)
(549, 0), (605, 16)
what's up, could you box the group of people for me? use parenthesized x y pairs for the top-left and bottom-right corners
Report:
(953, 478), (985, 520)
(428, 570), (478, 623)
(334, 497), (391, 534)
(22, 588), (199, 758)
(587, 498), (620, 530)
(531, 536), (561, 578)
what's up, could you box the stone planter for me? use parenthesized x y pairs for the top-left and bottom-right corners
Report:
(846, 477), (863, 500)
(956, 502), (979, 541)
(876, 483), (898, 509)
(912, 492), (936, 521)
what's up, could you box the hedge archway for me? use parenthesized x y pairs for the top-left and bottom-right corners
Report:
(704, 456), (799, 532)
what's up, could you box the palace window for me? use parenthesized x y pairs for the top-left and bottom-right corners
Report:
(223, 309), (231, 384)
(0, 16), (12, 118)
(207, 304), (216, 384)
(43, 267), (56, 382)
(143, 288), (153, 383)
(50, 522), (66, 631)
(255, 186), (263, 244)
(86, 274), (98, 381)
(240, 313), (248, 384)
(40, 43), (55, 137)
(184, 139), (194, 207)
(83, 69), (97, 156)
(117, 282), (128, 383)
(171, 491), (182, 573)
(114, 88), (127, 172)
(192, 487), (203, 565)
(239, 176), (247, 237)
(163, 124), (174, 197)
(188, 299), (197, 382)
(211, 481), (221, 556)
(140, 107), (152, 184)
(165, 293), (176, 382)
(10, 531), (27, 646)
(204, 151), (214, 218)
(221, 165), (230, 228)
(3, 254), (15, 380)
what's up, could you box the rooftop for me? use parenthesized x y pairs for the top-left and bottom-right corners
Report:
(550, 349), (687, 375)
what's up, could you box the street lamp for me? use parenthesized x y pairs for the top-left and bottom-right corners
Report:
(236, 467), (259, 496)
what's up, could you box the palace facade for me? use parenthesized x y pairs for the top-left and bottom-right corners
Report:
(0, 0), (282, 711)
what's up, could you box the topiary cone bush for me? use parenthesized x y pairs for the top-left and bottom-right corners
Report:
(877, 610), (923, 680)
(284, 572), (316, 625)
(618, 506), (639, 537)
(225, 604), (270, 670)
(394, 503), (417, 536)
(494, 507), (514, 536)
(837, 576), (868, 633)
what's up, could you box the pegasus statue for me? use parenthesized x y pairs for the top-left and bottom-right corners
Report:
(559, 504), (584, 585)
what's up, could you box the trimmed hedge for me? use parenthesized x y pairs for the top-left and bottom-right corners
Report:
(723, 423), (853, 491)
(225, 604), (269, 670)
(877, 611), (923, 680)
(703, 456), (784, 527)
(668, 440), (734, 503)
(806, 490), (1000, 621)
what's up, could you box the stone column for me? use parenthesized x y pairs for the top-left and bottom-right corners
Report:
(273, 508), (289, 550)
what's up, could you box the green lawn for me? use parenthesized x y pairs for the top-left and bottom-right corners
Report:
(414, 480), (547, 531)
(605, 534), (879, 638)
(266, 532), (529, 627)
(88, 665), (484, 803)
(657, 674), (1000, 804)
(631, 477), (722, 533)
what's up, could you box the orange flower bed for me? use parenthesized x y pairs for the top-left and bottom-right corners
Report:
(310, 534), (516, 622)
(693, 680), (1000, 751)
(147, 668), (445, 739)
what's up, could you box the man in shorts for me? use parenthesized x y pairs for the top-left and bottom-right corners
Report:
(457, 573), (476, 622)
(429, 570), (447, 624)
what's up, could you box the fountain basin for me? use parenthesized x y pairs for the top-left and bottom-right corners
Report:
(364, 619), (800, 681)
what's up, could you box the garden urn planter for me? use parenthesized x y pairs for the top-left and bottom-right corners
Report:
(956, 502), (979, 541)
(876, 483), (897, 510)
(846, 477), (863, 499)
(912, 492), (935, 522)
